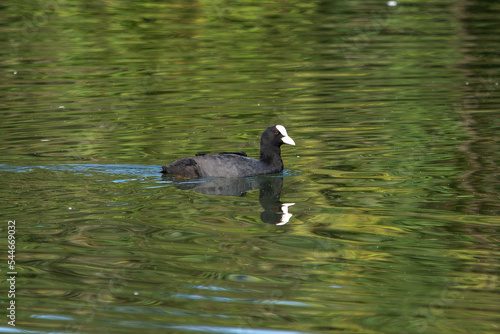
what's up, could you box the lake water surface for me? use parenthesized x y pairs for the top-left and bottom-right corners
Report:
(1, 0), (499, 333)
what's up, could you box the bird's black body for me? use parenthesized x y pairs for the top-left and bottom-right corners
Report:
(161, 125), (295, 178)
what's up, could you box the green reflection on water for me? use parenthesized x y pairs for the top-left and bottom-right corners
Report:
(1, 0), (499, 333)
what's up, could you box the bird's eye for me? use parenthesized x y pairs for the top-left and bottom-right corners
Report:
(274, 131), (279, 135)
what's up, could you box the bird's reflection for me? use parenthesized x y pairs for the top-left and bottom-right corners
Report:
(171, 176), (294, 225)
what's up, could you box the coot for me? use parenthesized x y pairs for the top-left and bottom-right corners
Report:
(161, 125), (295, 178)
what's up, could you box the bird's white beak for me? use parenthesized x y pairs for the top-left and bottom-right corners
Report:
(281, 135), (295, 146)
(276, 125), (296, 146)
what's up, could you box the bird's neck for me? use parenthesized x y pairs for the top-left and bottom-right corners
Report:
(260, 144), (283, 170)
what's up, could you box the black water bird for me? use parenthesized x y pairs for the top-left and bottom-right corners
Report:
(161, 125), (295, 178)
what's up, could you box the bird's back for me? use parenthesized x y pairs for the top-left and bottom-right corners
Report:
(193, 153), (273, 178)
(163, 153), (281, 178)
